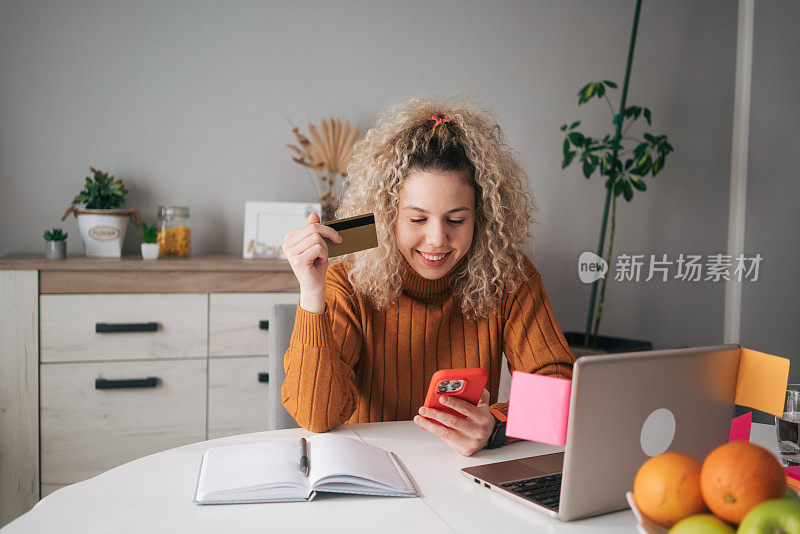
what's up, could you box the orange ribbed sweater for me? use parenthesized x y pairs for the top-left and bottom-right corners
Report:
(281, 256), (575, 433)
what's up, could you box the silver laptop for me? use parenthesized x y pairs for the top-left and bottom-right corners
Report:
(462, 344), (742, 521)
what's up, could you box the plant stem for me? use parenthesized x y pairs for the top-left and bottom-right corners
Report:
(622, 118), (636, 136)
(603, 95), (615, 117)
(584, 185), (614, 347)
(592, 191), (617, 343)
(584, 0), (642, 348)
(306, 168), (323, 199)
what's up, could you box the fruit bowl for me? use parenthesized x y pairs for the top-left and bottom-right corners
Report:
(626, 492), (668, 534)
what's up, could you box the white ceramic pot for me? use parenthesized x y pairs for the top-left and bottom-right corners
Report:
(76, 210), (129, 257)
(141, 243), (160, 260)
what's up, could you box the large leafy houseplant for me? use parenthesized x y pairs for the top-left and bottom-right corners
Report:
(560, 0), (673, 349)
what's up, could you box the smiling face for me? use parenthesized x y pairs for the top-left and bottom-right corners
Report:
(395, 169), (476, 280)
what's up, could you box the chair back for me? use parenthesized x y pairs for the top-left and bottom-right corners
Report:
(268, 303), (301, 430)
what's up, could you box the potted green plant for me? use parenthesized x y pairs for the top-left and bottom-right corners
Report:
(43, 227), (68, 260)
(559, 0), (672, 355)
(140, 222), (160, 260)
(61, 166), (140, 257)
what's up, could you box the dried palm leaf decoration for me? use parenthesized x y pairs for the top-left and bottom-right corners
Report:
(288, 118), (360, 221)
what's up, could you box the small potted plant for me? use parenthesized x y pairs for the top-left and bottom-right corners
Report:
(140, 222), (160, 260)
(61, 166), (140, 257)
(43, 227), (68, 259)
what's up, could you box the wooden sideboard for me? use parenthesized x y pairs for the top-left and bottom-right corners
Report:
(0, 254), (300, 527)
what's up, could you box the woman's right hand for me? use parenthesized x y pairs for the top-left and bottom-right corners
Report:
(282, 212), (342, 313)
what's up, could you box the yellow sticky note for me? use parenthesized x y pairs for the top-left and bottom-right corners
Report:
(735, 348), (790, 417)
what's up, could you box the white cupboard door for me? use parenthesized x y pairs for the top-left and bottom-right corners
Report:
(209, 292), (298, 357)
(40, 359), (207, 486)
(207, 356), (270, 439)
(40, 294), (207, 362)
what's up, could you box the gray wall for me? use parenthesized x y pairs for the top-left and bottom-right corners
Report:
(741, 1), (800, 383)
(1, 0), (791, 357)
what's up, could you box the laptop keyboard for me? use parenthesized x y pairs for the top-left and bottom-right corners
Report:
(500, 473), (562, 511)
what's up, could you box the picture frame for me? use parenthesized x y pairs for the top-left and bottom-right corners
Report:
(243, 201), (321, 259)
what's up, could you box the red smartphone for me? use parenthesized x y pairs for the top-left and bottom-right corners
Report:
(423, 368), (488, 419)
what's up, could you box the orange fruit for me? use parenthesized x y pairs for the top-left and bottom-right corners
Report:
(700, 441), (785, 524)
(633, 451), (707, 527)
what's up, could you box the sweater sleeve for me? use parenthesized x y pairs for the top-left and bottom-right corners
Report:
(280, 264), (363, 433)
(490, 258), (575, 416)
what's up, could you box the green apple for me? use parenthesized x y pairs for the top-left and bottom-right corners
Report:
(738, 499), (800, 534)
(788, 487), (800, 501)
(668, 514), (734, 534)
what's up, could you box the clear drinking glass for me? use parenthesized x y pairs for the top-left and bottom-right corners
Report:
(776, 384), (800, 466)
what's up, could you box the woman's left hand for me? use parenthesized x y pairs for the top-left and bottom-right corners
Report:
(413, 389), (495, 456)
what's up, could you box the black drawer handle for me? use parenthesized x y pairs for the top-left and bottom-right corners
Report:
(95, 377), (159, 390)
(259, 320), (269, 330)
(258, 372), (269, 383)
(96, 322), (159, 333)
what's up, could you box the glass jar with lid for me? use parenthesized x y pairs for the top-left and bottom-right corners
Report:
(157, 205), (190, 256)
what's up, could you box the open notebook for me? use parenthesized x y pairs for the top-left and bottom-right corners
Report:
(194, 434), (418, 504)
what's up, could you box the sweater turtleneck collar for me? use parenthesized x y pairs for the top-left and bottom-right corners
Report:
(400, 253), (466, 301)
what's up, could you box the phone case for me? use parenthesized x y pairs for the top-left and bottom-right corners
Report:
(423, 368), (488, 419)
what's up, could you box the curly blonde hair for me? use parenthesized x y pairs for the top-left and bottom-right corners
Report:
(337, 97), (535, 319)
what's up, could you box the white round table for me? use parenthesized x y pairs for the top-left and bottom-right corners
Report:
(1, 422), (776, 533)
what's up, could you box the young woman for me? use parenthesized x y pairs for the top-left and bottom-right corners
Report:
(281, 98), (574, 456)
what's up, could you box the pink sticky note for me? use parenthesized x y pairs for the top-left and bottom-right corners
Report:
(729, 411), (752, 442)
(786, 466), (800, 482)
(506, 371), (571, 446)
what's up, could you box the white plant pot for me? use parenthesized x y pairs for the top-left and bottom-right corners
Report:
(141, 243), (160, 260)
(76, 211), (129, 257)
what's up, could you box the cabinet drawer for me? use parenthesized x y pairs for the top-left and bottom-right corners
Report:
(208, 356), (271, 439)
(209, 292), (298, 357)
(40, 294), (207, 362)
(40, 359), (207, 486)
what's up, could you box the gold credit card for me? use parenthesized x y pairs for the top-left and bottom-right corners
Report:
(325, 213), (378, 258)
